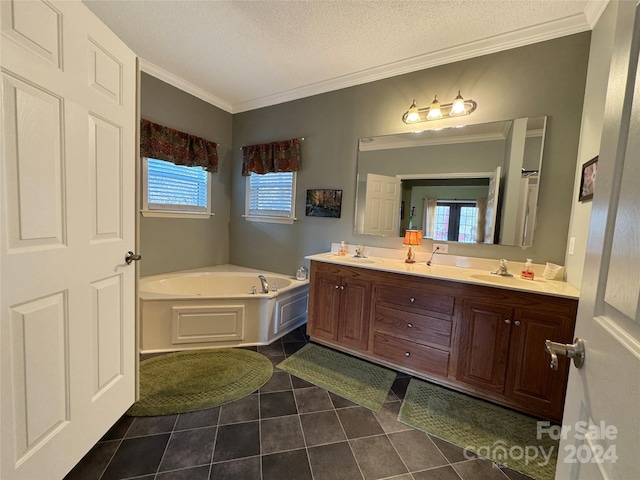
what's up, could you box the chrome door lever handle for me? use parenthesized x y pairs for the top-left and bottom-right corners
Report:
(544, 338), (585, 370)
(125, 251), (142, 265)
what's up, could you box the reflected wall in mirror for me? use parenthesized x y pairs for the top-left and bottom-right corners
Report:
(355, 116), (546, 246)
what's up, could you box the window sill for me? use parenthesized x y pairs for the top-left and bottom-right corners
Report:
(242, 215), (296, 225)
(141, 210), (214, 219)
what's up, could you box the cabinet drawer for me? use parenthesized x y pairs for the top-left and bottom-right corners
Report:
(376, 285), (454, 317)
(375, 305), (452, 348)
(373, 333), (449, 377)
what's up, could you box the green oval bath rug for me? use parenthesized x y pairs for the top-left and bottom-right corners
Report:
(127, 348), (273, 416)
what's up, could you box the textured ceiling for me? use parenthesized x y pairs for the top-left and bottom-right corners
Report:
(83, 0), (607, 113)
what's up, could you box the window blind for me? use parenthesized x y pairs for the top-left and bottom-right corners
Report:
(147, 158), (208, 210)
(248, 172), (294, 217)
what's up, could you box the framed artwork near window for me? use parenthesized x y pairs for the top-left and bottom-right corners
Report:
(306, 189), (343, 218)
(579, 156), (598, 202)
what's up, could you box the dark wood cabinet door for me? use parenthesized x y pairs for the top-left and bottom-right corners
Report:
(505, 308), (574, 419)
(338, 277), (371, 351)
(457, 300), (513, 394)
(308, 270), (341, 342)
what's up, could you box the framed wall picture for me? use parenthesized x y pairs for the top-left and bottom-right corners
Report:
(306, 189), (343, 218)
(579, 156), (598, 202)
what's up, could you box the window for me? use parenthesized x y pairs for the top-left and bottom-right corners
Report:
(434, 202), (478, 243)
(142, 157), (212, 218)
(244, 171), (296, 224)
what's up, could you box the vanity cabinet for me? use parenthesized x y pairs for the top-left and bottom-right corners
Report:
(307, 262), (371, 351)
(456, 299), (575, 420)
(306, 259), (577, 422)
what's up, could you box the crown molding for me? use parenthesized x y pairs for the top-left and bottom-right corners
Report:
(142, 11), (594, 114)
(140, 59), (233, 113)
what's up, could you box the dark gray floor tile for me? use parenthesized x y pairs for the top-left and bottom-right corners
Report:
(175, 407), (220, 431)
(258, 342), (284, 357)
(262, 449), (313, 480)
(413, 465), (465, 480)
(299, 410), (347, 446)
(159, 427), (216, 471)
(453, 458), (511, 480)
(336, 406), (385, 439)
(209, 456), (261, 479)
(125, 414), (177, 437)
(429, 435), (477, 464)
(389, 429), (448, 472)
(213, 422), (260, 462)
(101, 433), (170, 480)
(349, 435), (409, 480)
(501, 467), (534, 480)
(289, 375), (315, 389)
(283, 341), (307, 355)
(329, 391), (358, 408)
(268, 354), (286, 368)
(101, 416), (134, 441)
(260, 371), (293, 393)
(307, 441), (363, 480)
(260, 390), (298, 418)
(64, 440), (119, 480)
(260, 415), (306, 454)
(390, 376), (411, 400)
(156, 465), (210, 480)
(219, 394), (258, 424)
(294, 386), (334, 413)
(374, 401), (411, 433)
(281, 329), (307, 343)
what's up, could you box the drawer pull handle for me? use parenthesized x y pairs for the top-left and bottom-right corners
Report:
(514, 320), (521, 326)
(505, 319), (511, 325)
(405, 352), (411, 357)
(410, 297), (415, 303)
(407, 323), (413, 328)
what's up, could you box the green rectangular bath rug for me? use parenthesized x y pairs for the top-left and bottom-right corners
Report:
(398, 378), (559, 480)
(277, 343), (396, 412)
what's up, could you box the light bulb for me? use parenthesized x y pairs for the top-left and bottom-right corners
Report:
(450, 90), (467, 116)
(426, 96), (442, 120)
(405, 100), (420, 123)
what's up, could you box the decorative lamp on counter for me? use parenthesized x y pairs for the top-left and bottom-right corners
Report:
(403, 230), (422, 264)
(402, 90), (476, 124)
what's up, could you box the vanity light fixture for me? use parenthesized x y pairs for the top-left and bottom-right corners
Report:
(403, 229), (422, 263)
(402, 90), (477, 124)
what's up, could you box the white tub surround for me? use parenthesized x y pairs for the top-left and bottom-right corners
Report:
(307, 244), (579, 299)
(139, 265), (309, 353)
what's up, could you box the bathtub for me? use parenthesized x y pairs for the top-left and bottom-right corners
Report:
(139, 265), (309, 353)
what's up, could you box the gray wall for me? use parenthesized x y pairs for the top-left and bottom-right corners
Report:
(230, 33), (591, 275)
(139, 73), (233, 275)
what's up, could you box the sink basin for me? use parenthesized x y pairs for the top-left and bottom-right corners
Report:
(470, 274), (558, 290)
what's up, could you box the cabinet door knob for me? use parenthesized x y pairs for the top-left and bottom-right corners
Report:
(407, 323), (413, 328)
(405, 352), (411, 357)
(340, 285), (344, 290)
(410, 297), (415, 303)
(335, 285), (340, 289)
(514, 320), (521, 326)
(505, 319), (511, 325)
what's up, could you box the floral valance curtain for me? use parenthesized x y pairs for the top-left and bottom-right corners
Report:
(241, 138), (301, 176)
(140, 119), (218, 172)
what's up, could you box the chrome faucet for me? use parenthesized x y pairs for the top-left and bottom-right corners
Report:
(258, 275), (269, 293)
(492, 259), (513, 277)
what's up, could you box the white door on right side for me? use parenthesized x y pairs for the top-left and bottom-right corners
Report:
(555, 1), (640, 479)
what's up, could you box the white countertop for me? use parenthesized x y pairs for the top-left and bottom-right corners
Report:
(306, 252), (580, 299)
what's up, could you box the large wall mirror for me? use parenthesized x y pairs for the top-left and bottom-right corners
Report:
(355, 116), (546, 247)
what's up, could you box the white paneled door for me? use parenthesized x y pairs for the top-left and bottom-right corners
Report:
(0, 1), (137, 479)
(556, 1), (640, 479)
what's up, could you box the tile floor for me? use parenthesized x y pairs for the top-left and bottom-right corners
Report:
(65, 327), (534, 480)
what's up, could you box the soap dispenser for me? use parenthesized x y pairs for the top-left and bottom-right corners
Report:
(521, 259), (535, 280)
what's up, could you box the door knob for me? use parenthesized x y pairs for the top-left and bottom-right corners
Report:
(125, 251), (142, 265)
(544, 338), (585, 370)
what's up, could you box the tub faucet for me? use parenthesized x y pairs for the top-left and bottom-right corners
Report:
(492, 259), (513, 277)
(258, 275), (269, 293)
